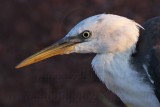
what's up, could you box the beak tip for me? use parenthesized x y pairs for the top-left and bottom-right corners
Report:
(15, 62), (26, 69)
(15, 64), (21, 69)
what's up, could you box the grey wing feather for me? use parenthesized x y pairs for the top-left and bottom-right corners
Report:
(134, 16), (160, 101)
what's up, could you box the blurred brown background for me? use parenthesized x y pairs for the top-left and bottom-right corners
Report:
(0, 0), (160, 107)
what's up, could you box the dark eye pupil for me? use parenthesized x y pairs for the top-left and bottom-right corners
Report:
(84, 32), (89, 37)
(82, 31), (91, 39)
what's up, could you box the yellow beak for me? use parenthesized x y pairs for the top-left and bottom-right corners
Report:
(16, 39), (77, 68)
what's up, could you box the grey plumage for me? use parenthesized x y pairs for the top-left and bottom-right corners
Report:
(133, 16), (160, 101)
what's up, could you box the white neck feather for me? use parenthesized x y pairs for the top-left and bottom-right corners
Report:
(91, 47), (160, 107)
(92, 47), (135, 83)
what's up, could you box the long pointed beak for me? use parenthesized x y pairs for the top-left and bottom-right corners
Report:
(16, 38), (77, 68)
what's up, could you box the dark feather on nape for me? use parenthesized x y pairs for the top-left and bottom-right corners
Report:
(132, 16), (160, 102)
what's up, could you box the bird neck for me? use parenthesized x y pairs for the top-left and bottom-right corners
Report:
(92, 46), (160, 107)
(92, 46), (136, 83)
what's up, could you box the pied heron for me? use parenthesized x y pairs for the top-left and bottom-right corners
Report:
(16, 14), (160, 107)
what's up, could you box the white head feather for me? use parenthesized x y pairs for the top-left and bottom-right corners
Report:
(66, 14), (140, 54)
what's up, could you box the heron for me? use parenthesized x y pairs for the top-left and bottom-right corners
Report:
(16, 14), (160, 107)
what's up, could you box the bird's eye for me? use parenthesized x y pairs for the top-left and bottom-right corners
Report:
(82, 30), (91, 39)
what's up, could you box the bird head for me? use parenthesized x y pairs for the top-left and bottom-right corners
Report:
(16, 14), (141, 68)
